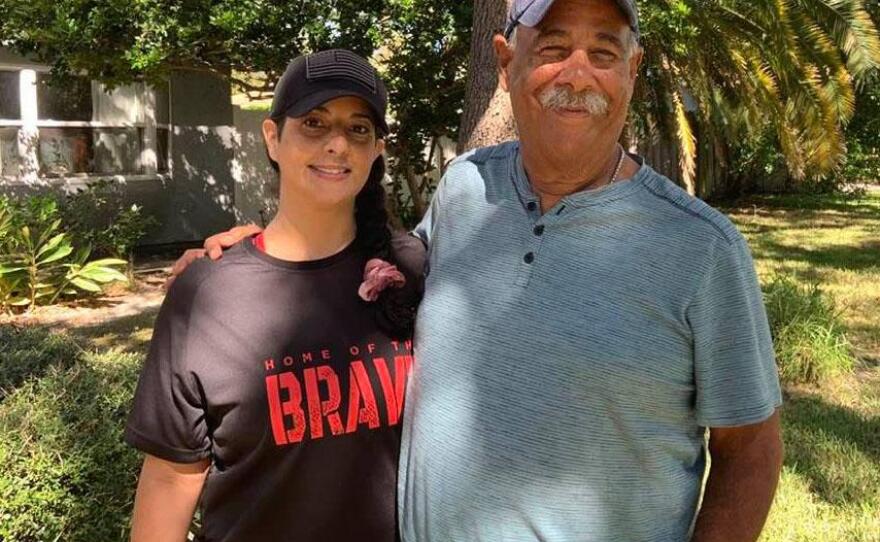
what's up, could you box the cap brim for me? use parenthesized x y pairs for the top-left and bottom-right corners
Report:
(283, 88), (389, 135)
(514, 0), (638, 36)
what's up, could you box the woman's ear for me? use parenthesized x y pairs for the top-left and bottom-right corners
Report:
(375, 137), (386, 157)
(262, 118), (280, 162)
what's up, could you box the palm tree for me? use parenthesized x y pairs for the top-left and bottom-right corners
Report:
(632, 0), (880, 193)
(460, 0), (880, 196)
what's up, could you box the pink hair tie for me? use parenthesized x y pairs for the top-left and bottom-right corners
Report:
(358, 259), (406, 302)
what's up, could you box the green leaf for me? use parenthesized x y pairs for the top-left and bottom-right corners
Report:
(70, 277), (102, 292)
(76, 266), (128, 283)
(0, 265), (27, 274)
(10, 298), (31, 306)
(36, 233), (67, 259)
(37, 219), (62, 245)
(37, 244), (74, 265)
(85, 258), (128, 267)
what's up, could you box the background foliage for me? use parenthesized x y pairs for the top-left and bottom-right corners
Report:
(1, 0), (877, 214)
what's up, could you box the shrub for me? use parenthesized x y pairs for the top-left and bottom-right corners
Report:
(59, 180), (158, 263)
(0, 195), (129, 312)
(762, 276), (854, 384)
(0, 326), (80, 400)
(0, 326), (142, 542)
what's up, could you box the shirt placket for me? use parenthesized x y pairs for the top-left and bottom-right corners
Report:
(514, 201), (568, 287)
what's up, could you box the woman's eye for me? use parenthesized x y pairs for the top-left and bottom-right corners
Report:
(303, 117), (325, 129)
(350, 124), (372, 136)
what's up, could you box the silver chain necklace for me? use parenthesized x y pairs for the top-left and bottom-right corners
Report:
(609, 143), (626, 186)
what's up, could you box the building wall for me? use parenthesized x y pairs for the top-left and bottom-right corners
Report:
(0, 47), (238, 245)
(146, 69), (237, 244)
(232, 106), (277, 226)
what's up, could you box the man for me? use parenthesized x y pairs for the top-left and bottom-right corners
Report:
(175, 1), (783, 540)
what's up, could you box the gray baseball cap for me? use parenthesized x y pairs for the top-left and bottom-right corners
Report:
(504, 0), (639, 39)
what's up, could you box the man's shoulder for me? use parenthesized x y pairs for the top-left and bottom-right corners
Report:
(638, 166), (743, 246)
(448, 141), (517, 167)
(439, 141), (518, 196)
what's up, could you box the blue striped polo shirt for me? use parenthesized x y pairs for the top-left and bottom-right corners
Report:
(399, 141), (782, 541)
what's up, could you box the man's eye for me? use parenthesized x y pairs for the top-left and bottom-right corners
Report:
(591, 50), (617, 63)
(540, 46), (568, 56)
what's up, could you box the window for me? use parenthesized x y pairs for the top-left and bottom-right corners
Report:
(157, 127), (170, 173)
(36, 73), (92, 121)
(0, 71), (20, 120)
(0, 127), (20, 177)
(1, 67), (171, 180)
(38, 127), (94, 176)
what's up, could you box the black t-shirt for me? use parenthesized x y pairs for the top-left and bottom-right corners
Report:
(125, 234), (425, 542)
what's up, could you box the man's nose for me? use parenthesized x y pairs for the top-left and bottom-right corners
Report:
(554, 49), (594, 92)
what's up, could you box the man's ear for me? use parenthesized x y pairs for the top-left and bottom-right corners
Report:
(262, 118), (280, 162)
(628, 44), (644, 81)
(493, 34), (514, 92)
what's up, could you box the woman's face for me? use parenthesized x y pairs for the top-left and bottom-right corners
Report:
(263, 96), (385, 210)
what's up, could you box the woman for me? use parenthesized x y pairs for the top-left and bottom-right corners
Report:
(125, 49), (424, 542)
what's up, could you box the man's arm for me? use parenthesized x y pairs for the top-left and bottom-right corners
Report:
(130, 454), (211, 542)
(691, 410), (783, 542)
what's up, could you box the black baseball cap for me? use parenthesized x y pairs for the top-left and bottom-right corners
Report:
(270, 49), (389, 135)
(504, 0), (640, 39)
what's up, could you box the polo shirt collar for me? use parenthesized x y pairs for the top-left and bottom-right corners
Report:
(510, 142), (649, 210)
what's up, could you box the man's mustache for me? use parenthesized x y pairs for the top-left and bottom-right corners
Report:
(539, 86), (610, 116)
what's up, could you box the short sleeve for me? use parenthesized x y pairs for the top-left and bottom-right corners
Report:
(688, 236), (782, 428)
(391, 231), (427, 296)
(124, 268), (212, 463)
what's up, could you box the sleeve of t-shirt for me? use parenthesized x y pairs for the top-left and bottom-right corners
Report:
(688, 235), (782, 428)
(391, 231), (427, 297)
(124, 265), (212, 463)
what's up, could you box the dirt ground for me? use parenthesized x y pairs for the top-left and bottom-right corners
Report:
(0, 262), (171, 330)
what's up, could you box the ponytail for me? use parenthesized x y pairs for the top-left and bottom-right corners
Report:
(355, 156), (420, 338)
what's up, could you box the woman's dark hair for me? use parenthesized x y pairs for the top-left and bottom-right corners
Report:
(354, 155), (420, 338)
(267, 115), (420, 338)
(267, 115), (286, 173)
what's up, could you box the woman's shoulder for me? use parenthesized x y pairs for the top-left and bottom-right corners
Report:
(165, 242), (252, 304)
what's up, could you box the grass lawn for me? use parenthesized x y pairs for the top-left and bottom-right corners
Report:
(1, 191), (877, 541)
(724, 190), (880, 541)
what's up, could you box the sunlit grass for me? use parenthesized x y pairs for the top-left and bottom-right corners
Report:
(725, 191), (880, 542)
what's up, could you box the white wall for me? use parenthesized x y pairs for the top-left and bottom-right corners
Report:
(232, 106), (277, 226)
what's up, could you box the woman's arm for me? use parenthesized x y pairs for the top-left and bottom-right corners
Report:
(131, 454), (211, 542)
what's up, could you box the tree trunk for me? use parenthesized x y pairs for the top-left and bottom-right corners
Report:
(457, 0), (518, 153)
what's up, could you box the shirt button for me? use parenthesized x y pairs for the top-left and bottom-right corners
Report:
(533, 225), (545, 236)
(527, 201), (537, 211)
(524, 252), (535, 264)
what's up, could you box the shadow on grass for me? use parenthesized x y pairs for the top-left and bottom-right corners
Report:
(2, 303), (159, 402)
(0, 325), (81, 400)
(752, 239), (880, 272)
(723, 194), (880, 217)
(69, 308), (160, 355)
(781, 391), (880, 506)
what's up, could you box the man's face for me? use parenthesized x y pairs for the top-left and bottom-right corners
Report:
(496, 0), (642, 156)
